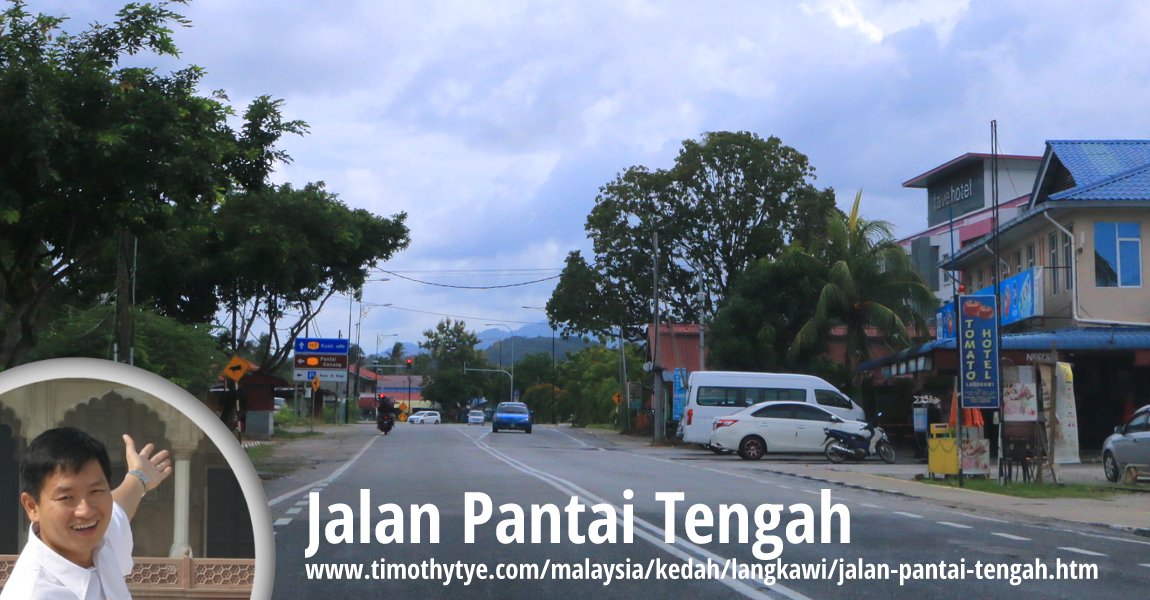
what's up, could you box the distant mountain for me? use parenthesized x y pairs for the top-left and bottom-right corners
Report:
(481, 335), (595, 366)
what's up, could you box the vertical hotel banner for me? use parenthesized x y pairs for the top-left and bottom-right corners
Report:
(957, 294), (1000, 409)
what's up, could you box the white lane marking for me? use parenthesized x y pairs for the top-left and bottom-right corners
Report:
(894, 511), (923, 519)
(860, 503), (882, 509)
(267, 434), (381, 507)
(286, 507), (302, 515)
(962, 513), (1009, 524)
(274, 518), (292, 527)
(937, 521), (972, 529)
(991, 533), (1031, 541)
(799, 489), (821, 496)
(1058, 547), (1107, 557)
(551, 426), (593, 448)
(471, 437), (812, 600)
(1140, 563), (1150, 569)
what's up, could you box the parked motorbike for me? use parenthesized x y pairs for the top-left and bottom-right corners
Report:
(377, 413), (395, 435)
(823, 416), (896, 464)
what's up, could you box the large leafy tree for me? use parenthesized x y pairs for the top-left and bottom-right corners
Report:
(0, 2), (304, 368)
(789, 191), (937, 376)
(213, 182), (409, 371)
(548, 131), (837, 340)
(707, 249), (824, 371)
(419, 319), (490, 415)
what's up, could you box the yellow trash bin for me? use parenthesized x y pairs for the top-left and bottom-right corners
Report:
(928, 423), (958, 477)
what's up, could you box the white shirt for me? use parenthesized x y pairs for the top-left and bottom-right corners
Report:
(0, 502), (134, 600)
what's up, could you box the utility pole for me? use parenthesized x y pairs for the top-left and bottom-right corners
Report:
(652, 229), (665, 442)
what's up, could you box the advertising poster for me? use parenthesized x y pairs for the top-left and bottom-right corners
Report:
(1053, 363), (1082, 464)
(957, 295), (1001, 409)
(3, 3), (1146, 599)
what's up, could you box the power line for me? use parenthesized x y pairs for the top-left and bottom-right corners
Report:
(378, 269), (561, 289)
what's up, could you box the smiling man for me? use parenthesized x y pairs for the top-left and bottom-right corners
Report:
(1, 427), (173, 600)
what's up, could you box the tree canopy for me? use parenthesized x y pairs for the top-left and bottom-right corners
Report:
(547, 131), (837, 340)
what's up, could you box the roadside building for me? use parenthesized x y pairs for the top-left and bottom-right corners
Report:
(864, 140), (1150, 452)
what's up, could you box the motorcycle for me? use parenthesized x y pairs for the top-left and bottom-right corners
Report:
(823, 417), (896, 464)
(377, 413), (395, 435)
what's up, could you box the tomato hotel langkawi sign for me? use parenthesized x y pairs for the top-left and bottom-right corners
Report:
(957, 294), (1001, 409)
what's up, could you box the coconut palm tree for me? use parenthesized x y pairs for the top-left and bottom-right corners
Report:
(789, 190), (937, 377)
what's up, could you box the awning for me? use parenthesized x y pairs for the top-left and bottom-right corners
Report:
(857, 327), (1150, 372)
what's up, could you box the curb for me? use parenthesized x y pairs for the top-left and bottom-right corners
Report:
(757, 466), (1148, 537)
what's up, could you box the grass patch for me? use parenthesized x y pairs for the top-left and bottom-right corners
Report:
(244, 443), (275, 463)
(922, 477), (1135, 499)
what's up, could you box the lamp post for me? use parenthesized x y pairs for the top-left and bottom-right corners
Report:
(376, 333), (398, 361)
(485, 323), (515, 402)
(522, 306), (557, 424)
(351, 302), (392, 422)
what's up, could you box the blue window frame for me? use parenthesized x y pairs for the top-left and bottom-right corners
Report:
(1094, 222), (1142, 287)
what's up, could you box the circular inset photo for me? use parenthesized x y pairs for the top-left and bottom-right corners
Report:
(0, 358), (272, 599)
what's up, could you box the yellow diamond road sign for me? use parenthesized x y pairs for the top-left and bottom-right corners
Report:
(222, 355), (249, 383)
(311, 375), (321, 393)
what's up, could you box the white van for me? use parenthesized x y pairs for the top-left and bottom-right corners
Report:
(680, 371), (865, 445)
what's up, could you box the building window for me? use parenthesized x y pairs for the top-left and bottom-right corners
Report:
(1095, 222), (1142, 287)
(1049, 232), (1060, 294)
(1013, 249), (1022, 274)
(1026, 243), (1035, 269)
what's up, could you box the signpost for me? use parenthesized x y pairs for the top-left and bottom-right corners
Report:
(293, 337), (349, 383)
(958, 294), (1001, 409)
(221, 355), (249, 383)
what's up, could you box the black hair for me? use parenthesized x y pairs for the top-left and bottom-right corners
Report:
(19, 427), (112, 500)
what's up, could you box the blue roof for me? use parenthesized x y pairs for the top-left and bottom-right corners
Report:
(858, 327), (1150, 371)
(1048, 140), (1150, 188)
(1050, 163), (1150, 200)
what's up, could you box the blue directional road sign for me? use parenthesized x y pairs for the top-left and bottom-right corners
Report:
(294, 337), (350, 354)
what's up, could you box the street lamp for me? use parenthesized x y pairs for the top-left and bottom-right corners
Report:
(485, 323), (515, 402)
(376, 333), (398, 360)
(352, 302), (392, 421)
(522, 306), (557, 424)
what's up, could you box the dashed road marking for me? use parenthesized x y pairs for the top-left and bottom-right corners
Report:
(1058, 547), (1107, 557)
(991, 533), (1031, 541)
(274, 518), (292, 527)
(286, 507), (302, 515)
(860, 503), (882, 509)
(894, 511), (923, 519)
(937, 521), (972, 529)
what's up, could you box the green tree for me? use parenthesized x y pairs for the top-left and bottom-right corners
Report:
(0, 2), (311, 368)
(27, 305), (226, 398)
(707, 249), (824, 371)
(789, 191), (937, 377)
(548, 131), (837, 340)
(213, 182), (409, 370)
(419, 319), (489, 416)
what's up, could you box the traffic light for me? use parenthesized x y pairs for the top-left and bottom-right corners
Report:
(405, 358), (413, 370)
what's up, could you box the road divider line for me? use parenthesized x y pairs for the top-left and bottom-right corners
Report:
(470, 436), (812, 600)
(1058, 547), (1107, 557)
(268, 433), (380, 507)
(893, 511), (923, 519)
(991, 533), (1031, 541)
(937, 521), (972, 529)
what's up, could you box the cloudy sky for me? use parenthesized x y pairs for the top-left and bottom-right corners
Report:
(37, 0), (1150, 348)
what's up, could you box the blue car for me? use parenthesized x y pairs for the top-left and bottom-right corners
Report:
(492, 402), (532, 434)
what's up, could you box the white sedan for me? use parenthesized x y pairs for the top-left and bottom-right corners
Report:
(708, 401), (863, 460)
(468, 410), (485, 425)
(408, 410), (441, 424)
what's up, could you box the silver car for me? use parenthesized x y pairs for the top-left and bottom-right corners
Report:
(1102, 404), (1150, 482)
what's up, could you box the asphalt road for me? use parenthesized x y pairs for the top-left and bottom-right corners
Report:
(270, 424), (1150, 599)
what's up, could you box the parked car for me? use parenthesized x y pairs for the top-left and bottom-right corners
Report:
(1102, 404), (1150, 482)
(708, 401), (864, 460)
(680, 371), (866, 446)
(492, 402), (532, 433)
(409, 410), (441, 424)
(468, 410), (485, 425)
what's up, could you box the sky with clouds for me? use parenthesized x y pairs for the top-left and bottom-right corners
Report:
(35, 0), (1150, 349)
